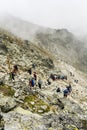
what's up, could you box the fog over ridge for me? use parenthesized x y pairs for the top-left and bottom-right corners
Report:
(0, 0), (87, 36)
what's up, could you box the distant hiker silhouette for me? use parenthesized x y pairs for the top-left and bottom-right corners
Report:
(56, 87), (61, 93)
(28, 68), (32, 75)
(38, 79), (42, 89)
(32, 63), (36, 69)
(63, 83), (72, 97)
(47, 78), (51, 85)
(33, 72), (37, 80)
(10, 65), (18, 80)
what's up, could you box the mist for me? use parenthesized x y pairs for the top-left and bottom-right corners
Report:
(0, 0), (87, 36)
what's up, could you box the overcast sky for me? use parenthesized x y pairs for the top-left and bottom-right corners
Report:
(0, 0), (87, 35)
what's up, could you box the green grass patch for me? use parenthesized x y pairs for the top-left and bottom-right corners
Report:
(0, 85), (15, 96)
(23, 94), (50, 114)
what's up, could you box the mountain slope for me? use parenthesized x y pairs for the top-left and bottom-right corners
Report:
(35, 29), (87, 72)
(0, 29), (87, 130)
(0, 15), (87, 73)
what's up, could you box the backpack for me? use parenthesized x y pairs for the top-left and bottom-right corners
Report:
(31, 79), (35, 87)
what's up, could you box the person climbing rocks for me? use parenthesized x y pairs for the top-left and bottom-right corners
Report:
(33, 72), (37, 80)
(47, 78), (51, 85)
(10, 72), (15, 80)
(60, 75), (67, 80)
(13, 65), (18, 72)
(10, 65), (19, 80)
(29, 78), (35, 88)
(63, 83), (72, 97)
(28, 68), (32, 75)
(50, 74), (56, 81)
(66, 83), (72, 93)
(63, 89), (69, 97)
(74, 79), (78, 83)
(38, 78), (42, 89)
(32, 63), (36, 69)
(31, 78), (35, 87)
(56, 87), (61, 93)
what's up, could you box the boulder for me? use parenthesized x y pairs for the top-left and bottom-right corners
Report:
(0, 99), (17, 113)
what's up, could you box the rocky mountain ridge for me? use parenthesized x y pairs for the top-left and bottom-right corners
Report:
(0, 29), (87, 130)
(0, 15), (87, 73)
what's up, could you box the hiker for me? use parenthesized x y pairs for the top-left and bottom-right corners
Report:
(28, 68), (32, 75)
(60, 75), (67, 80)
(31, 78), (35, 87)
(74, 79), (78, 83)
(57, 75), (61, 79)
(29, 78), (35, 88)
(32, 63), (36, 69)
(63, 83), (72, 97)
(38, 79), (42, 89)
(47, 78), (51, 85)
(56, 87), (61, 93)
(63, 89), (69, 97)
(13, 65), (18, 71)
(50, 74), (56, 81)
(10, 65), (18, 80)
(33, 72), (37, 80)
(66, 83), (72, 93)
(10, 72), (15, 80)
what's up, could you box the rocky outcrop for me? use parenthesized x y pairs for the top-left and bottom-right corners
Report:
(0, 98), (17, 113)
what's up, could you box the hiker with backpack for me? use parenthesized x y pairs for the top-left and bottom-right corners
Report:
(38, 78), (42, 89)
(63, 83), (72, 97)
(29, 77), (35, 88)
(63, 89), (69, 97)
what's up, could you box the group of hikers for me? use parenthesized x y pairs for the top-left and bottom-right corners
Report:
(9, 64), (72, 97)
(10, 64), (43, 89)
(56, 84), (72, 97)
(50, 73), (67, 81)
(50, 73), (72, 97)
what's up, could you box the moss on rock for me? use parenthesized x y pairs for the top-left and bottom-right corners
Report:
(23, 94), (50, 114)
(0, 85), (15, 96)
(67, 125), (79, 130)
